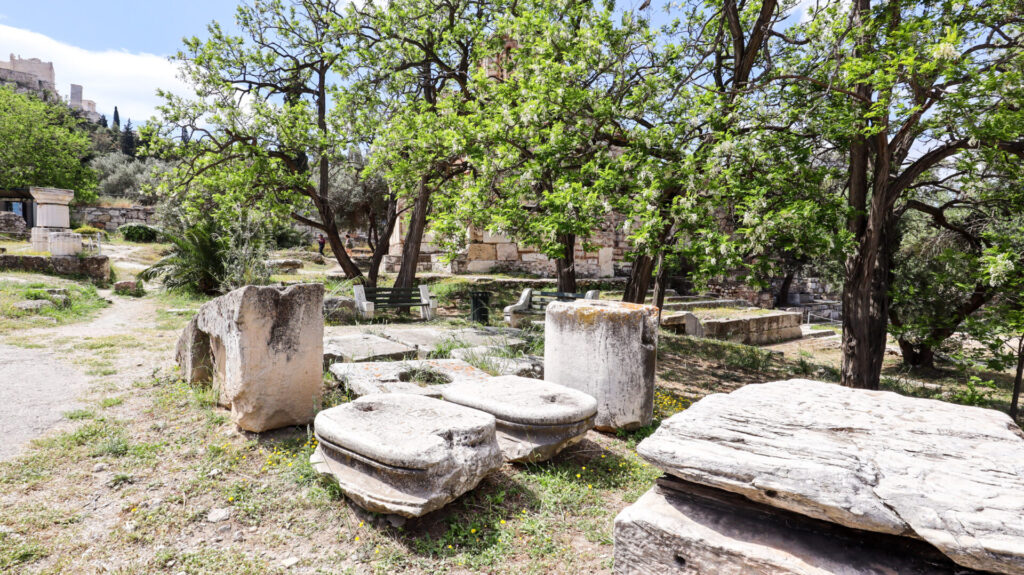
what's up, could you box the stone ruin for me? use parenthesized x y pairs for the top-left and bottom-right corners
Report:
(176, 283), (324, 432)
(544, 299), (659, 431)
(615, 379), (1024, 574)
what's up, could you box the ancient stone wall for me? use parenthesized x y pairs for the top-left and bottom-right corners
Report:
(384, 213), (631, 279)
(71, 206), (157, 230)
(0, 254), (110, 281)
(0, 55), (57, 99)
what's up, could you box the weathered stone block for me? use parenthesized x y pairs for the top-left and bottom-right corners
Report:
(466, 260), (497, 273)
(614, 482), (979, 575)
(467, 243), (497, 260)
(323, 333), (416, 363)
(176, 317), (213, 385)
(495, 243), (519, 261)
(637, 379), (1024, 573)
(194, 283), (324, 432)
(545, 300), (658, 431)
(442, 376), (596, 462)
(311, 393), (503, 517)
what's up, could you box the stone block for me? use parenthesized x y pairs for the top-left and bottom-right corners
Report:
(442, 376), (596, 462)
(495, 243), (519, 261)
(329, 358), (492, 398)
(545, 300), (658, 431)
(193, 283), (324, 432)
(323, 333), (417, 363)
(614, 482), (976, 575)
(467, 243), (497, 260)
(520, 252), (548, 262)
(465, 260), (497, 273)
(482, 230), (511, 244)
(176, 317), (213, 385)
(636, 379), (1024, 573)
(323, 296), (356, 322)
(310, 393), (503, 517)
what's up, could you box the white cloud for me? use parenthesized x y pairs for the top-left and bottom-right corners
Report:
(0, 24), (189, 125)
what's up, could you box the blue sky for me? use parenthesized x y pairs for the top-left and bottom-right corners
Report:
(0, 1), (240, 122)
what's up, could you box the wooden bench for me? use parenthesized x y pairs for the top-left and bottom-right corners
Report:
(353, 285), (437, 320)
(503, 288), (600, 327)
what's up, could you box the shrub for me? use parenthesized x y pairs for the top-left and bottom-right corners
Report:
(138, 220), (224, 294)
(73, 225), (104, 236)
(118, 223), (160, 243)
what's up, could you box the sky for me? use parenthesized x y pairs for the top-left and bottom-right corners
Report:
(0, 1), (240, 123)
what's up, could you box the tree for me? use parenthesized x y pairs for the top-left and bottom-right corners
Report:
(149, 0), (366, 280)
(120, 120), (137, 158)
(344, 0), (515, 289)
(430, 4), (650, 293)
(778, 0), (1024, 388)
(112, 106), (120, 131)
(0, 86), (96, 201)
(98, 114), (108, 128)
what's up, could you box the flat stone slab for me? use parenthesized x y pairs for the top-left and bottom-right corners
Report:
(329, 358), (492, 398)
(442, 375), (597, 462)
(323, 333), (416, 363)
(311, 393), (503, 517)
(637, 379), (1024, 573)
(383, 326), (525, 357)
(450, 346), (543, 378)
(614, 481), (982, 575)
(13, 299), (54, 311)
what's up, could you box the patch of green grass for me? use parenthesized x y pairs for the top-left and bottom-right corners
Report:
(64, 409), (95, 420)
(660, 331), (774, 372)
(99, 397), (124, 408)
(0, 532), (48, 571)
(0, 276), (109, 333)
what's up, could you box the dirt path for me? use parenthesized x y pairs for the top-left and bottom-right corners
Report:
(0, 291), (168, 462)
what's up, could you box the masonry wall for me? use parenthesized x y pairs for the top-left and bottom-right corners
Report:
(384, 213), (631, 279)
(72, 206), (158, 230)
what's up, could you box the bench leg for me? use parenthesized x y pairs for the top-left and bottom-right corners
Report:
(360, 302), (375, 320)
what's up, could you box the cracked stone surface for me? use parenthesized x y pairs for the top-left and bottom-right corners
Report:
(382, 326), (525, 357)
(636, 379), (1024, 573)
(311, 393), (503, 517)
(329, 359), (492, 398)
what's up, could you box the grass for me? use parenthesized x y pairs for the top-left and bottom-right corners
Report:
(0, 274), (109, 333)
(691, 306), (779, 320)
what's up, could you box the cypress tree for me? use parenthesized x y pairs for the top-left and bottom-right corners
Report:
(112, 106), (120, 131)
(98, 114), (108, 128)
(120, 120), (136, 157)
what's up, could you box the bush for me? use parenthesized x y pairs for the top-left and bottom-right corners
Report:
(73, 225), (105, 237)
(118, 223), (160, 243)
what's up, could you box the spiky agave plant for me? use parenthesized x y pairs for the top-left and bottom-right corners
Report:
(139, 219), (226, 294)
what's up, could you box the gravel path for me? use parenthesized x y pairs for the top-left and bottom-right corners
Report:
(0, 343), (87, 461)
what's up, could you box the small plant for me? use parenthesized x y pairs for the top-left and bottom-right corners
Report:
(398, 367), (452, 386)
(949, 376), (997, 407)
(73, 225), (105, 237)
(118, 223), (160, 243)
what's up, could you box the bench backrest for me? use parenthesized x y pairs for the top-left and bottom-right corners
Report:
(530, 291), (587, 312)
(362, 286), (426, 307)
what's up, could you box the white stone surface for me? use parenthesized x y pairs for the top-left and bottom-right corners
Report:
(193, 284), (324, 432)
(383, 326), (524, 357)
(47, 232), (82, 256)
(614, 484), (972, 575)
(637, 379), (1024, 573)
(442, 376), (596, 462)
(329, 358), (491, 398)
(544, 300), (658, 431)
(312, 393), (503, 517)
(450, 346), (543, 379)
(323, 333), (416, 363)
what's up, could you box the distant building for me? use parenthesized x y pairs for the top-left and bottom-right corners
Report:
(0, 54), (58, 100)
(0, 54), (103, 122)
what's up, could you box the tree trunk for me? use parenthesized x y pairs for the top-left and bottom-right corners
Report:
(1010, 339), (1024, 420)
(394, 176), (431, 290)
(623, 254), (654, 303)
(896, 337), (935, 369)
(555, 234), (578, 293)
(367, 199), (398, 288)
(651, 250), (671, 315)
(776, 270), (796, 308)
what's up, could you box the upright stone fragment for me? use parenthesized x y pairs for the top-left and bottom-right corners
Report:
(193, 283), (324, 432)
(636, 379), (1024, 574)
(310, 393), (503, 517)
(544, 300), (658, 431)
(175, 317), (212, 384)
(441, 375), (597, 462)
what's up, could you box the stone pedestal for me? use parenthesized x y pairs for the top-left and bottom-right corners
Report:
(544, 300), (658, 431)
(30, 227), (61, 252)
(48, 232), (82, 256)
